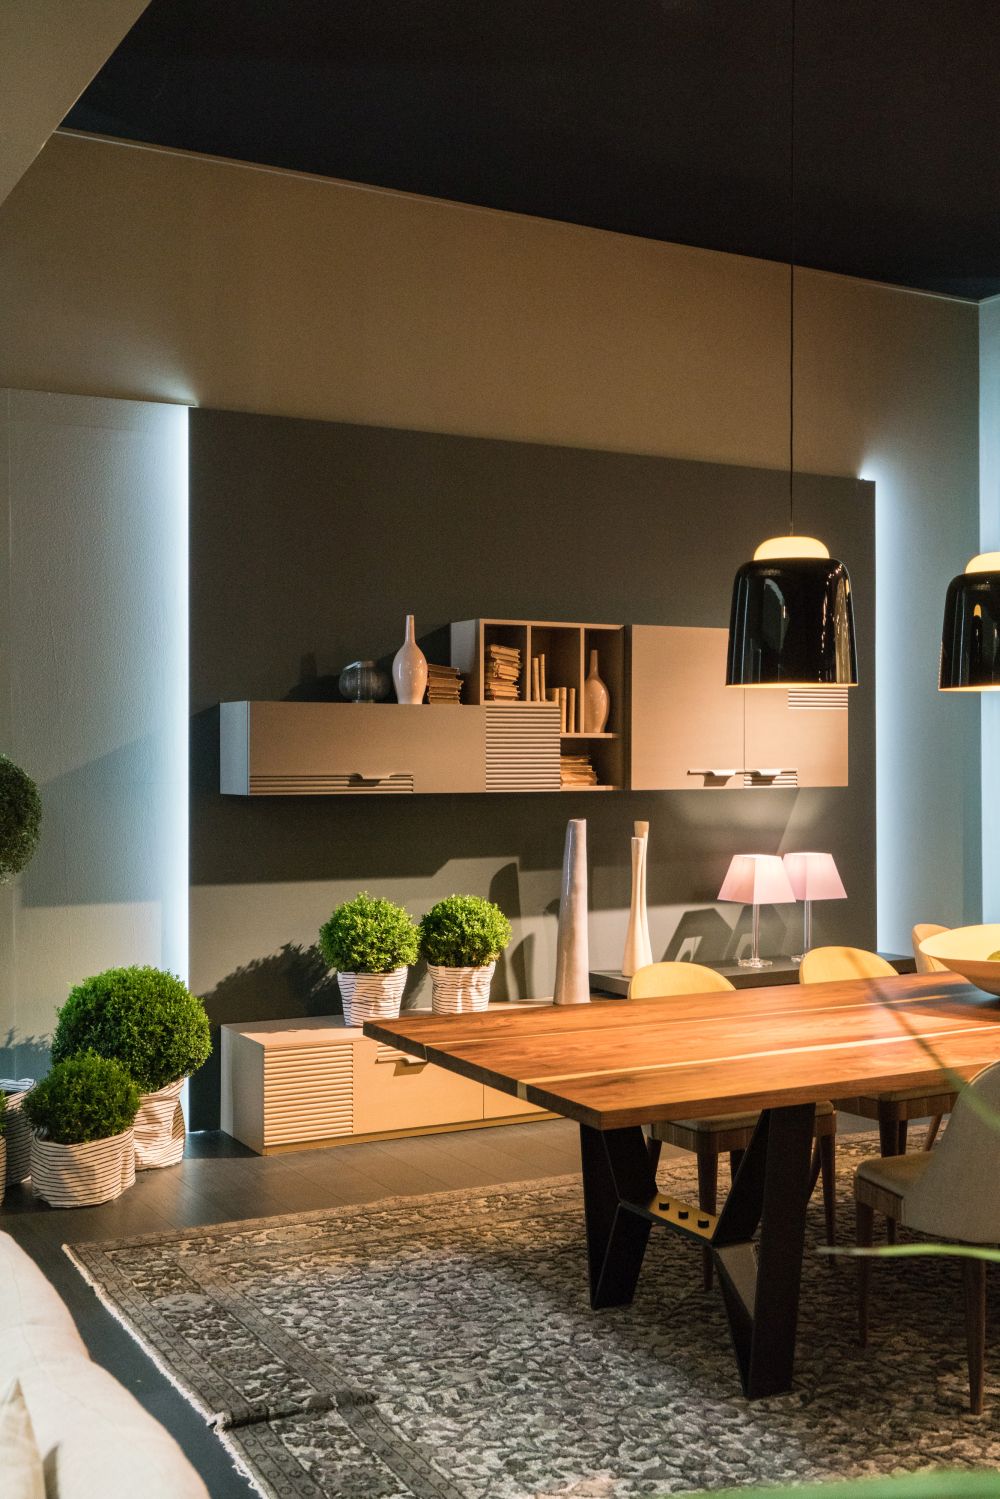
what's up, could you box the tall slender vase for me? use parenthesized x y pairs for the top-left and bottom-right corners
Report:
(583, 649), (610, 733)
(393, 614), (428, 705)
(553, 818), (591, 1006)
(622, 823), (653, 977)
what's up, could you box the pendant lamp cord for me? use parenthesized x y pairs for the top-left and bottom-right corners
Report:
(788, 0), (796, 535)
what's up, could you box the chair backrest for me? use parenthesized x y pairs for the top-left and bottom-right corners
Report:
(912, 922), (949, 974)
(903, 1058), (1000, 1242)
(627, 961), (735, 999)
(798, 945), (896, 984)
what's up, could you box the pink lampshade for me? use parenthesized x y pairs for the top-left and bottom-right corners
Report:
(718, 854), (796, 906)
(782, 851), (847, 902)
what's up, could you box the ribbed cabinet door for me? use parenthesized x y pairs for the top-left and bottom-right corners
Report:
(263, 1044), (355, 1147)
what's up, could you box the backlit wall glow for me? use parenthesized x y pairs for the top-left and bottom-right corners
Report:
(0, 391), (189, 1074)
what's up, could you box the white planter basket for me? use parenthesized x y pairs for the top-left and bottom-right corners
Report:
(135, 1078), (186, 1171)
(337, 968), (408, 1027)
(30, 1127), (136, 1209)
(429, 961), (496, 1015)
(3, 1088), (33, 1186)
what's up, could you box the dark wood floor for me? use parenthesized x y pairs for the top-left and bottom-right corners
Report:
(2, 1120), (586, 1499)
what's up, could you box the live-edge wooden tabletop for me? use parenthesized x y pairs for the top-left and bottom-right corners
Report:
(364, 974), (1000, 1130)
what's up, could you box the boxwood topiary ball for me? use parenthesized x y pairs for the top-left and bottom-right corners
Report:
(0, 755), (41, 884)
(52, 966), (212, 1094)
(23, 1052), (140, 1145)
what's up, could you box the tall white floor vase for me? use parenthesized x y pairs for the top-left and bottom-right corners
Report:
(622, 825), (653, 978)
(553, 818), (591, 1006)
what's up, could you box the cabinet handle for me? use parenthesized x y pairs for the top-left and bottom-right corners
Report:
(350, 771), (398, 784)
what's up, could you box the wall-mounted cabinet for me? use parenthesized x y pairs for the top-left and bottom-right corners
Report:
(219, 700), (486, 795)
(629, 625), (848, 790)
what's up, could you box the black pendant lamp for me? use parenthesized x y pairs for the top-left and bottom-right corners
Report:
(725, 0), (858, 691)
(939, 553), (1000, 691)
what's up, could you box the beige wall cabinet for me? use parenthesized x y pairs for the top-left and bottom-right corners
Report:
(220, 700), (486, 795)
(629, 625), (848, 790)
(221, 1015), (546, 1154)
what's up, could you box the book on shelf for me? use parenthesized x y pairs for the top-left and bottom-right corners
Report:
(425, 662), (464, 704)
(485, 642), (523, 701)
(560, 751), (599, 787)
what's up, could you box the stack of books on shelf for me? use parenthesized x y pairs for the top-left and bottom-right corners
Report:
(485, 643), (522, 700)
(560, 752), (598, 788)
(425, 664), (464, 704)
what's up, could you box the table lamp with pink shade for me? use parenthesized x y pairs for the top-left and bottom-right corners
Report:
(718, 853), (796, 969)
(782, 851), (847, 962)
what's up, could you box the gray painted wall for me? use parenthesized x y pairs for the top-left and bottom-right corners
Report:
(0, 390), (188, 1076)
(189, 409), (876, 1129)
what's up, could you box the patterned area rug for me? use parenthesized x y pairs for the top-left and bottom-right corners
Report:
(67, 1136), (1000, 1499)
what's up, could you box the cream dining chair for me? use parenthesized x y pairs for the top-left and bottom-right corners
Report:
(855, 1057), (1000, 1412)
(632, 960), (838, 1289)
(799, 946), (957, 1165)
(912, 924), (951, 1149)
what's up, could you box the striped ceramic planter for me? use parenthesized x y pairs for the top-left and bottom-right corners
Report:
(428, 961), (496, 1016)
(135, 1078), (186, 1171)
(30, 1127), (136, 1208)
(3, 1089), (32, 1186)
(337, 968), (408, 1027)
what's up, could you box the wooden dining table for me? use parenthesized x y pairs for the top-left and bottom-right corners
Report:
(365, 972), (1000, 1399)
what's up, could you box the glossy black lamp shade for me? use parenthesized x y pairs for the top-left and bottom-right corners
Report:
(726, 546), (858, 687)
(939, 560), (1000, 690)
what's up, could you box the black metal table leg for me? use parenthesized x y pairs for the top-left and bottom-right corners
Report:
(580, 1124), (657, 1308)
(713, 1103), (816, 1398)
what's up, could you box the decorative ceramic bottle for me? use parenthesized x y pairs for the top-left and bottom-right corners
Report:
(622, 823), (653, 978)
(392, 614), (428, 705)
(553, 818), (591, 1006)
(583, 649), (610, 733)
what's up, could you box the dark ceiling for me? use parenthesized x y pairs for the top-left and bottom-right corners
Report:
(64, 0), (1000, 300)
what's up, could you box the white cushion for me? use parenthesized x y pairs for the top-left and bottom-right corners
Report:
(0, 1377), (45, 1499)
(0, 1233), (209, 1499)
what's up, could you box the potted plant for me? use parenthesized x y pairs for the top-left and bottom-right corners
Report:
(319, 892), (419, 1026)
(0, 755), (41, 885)
(23, 1053), (140, 1207)
(0, 1093), (6, 1204)
(51, 966), (211, 1171)
(419, 895), (512, 1014)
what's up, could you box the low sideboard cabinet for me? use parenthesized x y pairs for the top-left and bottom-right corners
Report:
(221, 1012), (549, 1155)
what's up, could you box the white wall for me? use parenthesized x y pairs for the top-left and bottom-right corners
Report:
(0, 390), (187, 1072)
(0, 132), (983, 1027)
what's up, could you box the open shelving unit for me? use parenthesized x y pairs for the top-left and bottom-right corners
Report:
(450, 618), (625, 790)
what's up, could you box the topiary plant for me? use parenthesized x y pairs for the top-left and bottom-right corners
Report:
(319, 892), (418, 974)
(51, 966), (212, 1094)
(23, 1053), (140, 1145)
(0, 756), (42, 884)
(419, 895), (512, 968)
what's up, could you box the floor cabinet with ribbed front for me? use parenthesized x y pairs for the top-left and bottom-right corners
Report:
(220, 1012), (547, 1155)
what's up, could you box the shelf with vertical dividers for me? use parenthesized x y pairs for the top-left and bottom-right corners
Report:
(450, 619), (625, 790)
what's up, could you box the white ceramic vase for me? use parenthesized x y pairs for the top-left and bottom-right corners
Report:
(428, 962), (495, 1015)
(30, 1127), (136, 1208)
(583, 649), (610, 732)
(393, 614), (428, 705)
(338, 968), (408, 1027)
(134, 1078), (186, 1171)
(622, 825), (654, 977)
(553, 818), (591, 1005)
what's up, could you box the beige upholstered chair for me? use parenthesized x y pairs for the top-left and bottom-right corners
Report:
(634, 960), (837, 1289)
(799, 946), (957, 1161)
(855, 1058), (1000, 1412)
(912, 924), (951, 1148)
(913, 923), (949, 974)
